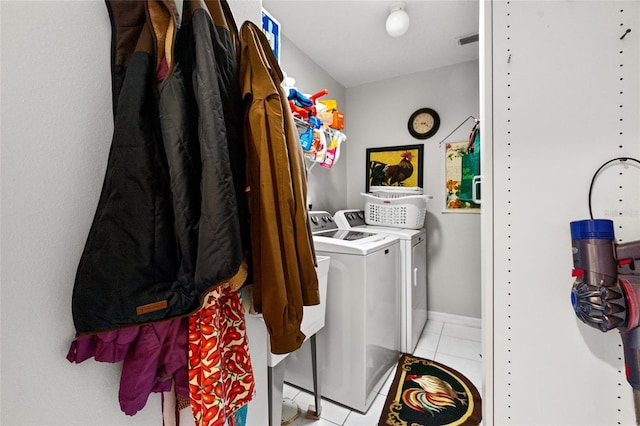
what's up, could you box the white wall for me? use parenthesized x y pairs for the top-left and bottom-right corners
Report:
(485, 1), (640, 424)
(0, 1), (260, 424)
(345, 61), (481, 319)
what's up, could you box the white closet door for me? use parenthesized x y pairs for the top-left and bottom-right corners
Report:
(483, 1), (640, 424)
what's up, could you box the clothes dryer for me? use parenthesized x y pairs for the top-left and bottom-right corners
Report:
(334, 209), (428, 353)
(284, 211), (401, 413)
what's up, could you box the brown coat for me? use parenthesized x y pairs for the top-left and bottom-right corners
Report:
(239, 21), (320, 354)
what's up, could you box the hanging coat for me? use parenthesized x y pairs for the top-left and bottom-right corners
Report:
(69, 1), (252, 420)
(71, 0), (245, 335)
(178, 1), (255, 424)
(69, 1), (191, 417)
(239, 21), (320, 355)
(105, 0), (147, 116)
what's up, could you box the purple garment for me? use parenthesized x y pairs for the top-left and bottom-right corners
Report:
(67, 318), (189, 416)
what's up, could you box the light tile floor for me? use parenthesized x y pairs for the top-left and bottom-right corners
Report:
(282, 318), (483, 425)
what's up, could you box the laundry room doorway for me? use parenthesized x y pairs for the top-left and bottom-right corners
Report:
(261, 1), (484, 423)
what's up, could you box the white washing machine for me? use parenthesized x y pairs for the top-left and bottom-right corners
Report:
(334, 209), (428, 354)
(284, 211), (401, 413)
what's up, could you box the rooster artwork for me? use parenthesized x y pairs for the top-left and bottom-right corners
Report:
(402, 374), (468, 415)
(369, 151), (415, 187)
(380, 354), (481, 425)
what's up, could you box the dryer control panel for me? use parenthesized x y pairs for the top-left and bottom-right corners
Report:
(308, 211), (338, 233)
(333, 209), (366, 229)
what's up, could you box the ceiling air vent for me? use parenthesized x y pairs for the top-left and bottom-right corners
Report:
(457, 33), (479, 46)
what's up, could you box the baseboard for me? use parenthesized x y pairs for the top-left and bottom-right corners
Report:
(428, 311), (481, 328)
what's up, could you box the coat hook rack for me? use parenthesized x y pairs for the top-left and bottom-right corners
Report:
(438, 115), (479, 146)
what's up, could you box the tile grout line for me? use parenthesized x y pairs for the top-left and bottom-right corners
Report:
(434, 326), (443, 355)
(440, 332), (483, 343)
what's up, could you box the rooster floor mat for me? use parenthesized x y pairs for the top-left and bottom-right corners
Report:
(378, 353), (482, 426)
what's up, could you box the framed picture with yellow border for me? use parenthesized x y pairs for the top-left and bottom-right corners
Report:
(365, 144), (423, 192)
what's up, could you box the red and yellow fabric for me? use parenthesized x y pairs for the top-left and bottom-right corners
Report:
(189, 283), (255, 426)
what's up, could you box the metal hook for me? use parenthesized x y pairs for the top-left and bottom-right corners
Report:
(438, 115), (479, 146)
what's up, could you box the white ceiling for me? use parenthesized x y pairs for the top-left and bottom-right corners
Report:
(261, 0), (480, 88)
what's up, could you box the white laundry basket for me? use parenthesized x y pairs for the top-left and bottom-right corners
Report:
(361, 189), (433, 229)
(368, 185), (425, 198)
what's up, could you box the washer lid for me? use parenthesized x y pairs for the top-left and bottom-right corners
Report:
(312, 231), (399, 255)
(313, 229), (377, 241)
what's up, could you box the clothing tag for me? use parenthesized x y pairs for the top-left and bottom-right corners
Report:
(136, 300), (168, 315)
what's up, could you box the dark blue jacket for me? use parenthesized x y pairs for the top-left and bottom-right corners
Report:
(72, 0), (247, 334)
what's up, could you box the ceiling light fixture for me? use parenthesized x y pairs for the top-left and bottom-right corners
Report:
(385, 2), (410, 38)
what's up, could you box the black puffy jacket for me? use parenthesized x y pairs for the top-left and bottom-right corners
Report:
(72, 0), (247, 334)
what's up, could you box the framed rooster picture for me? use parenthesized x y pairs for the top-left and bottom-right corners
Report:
(365, 144), (423, 192)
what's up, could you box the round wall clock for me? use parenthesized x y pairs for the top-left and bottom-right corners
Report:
(408, 108), (440, 140)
